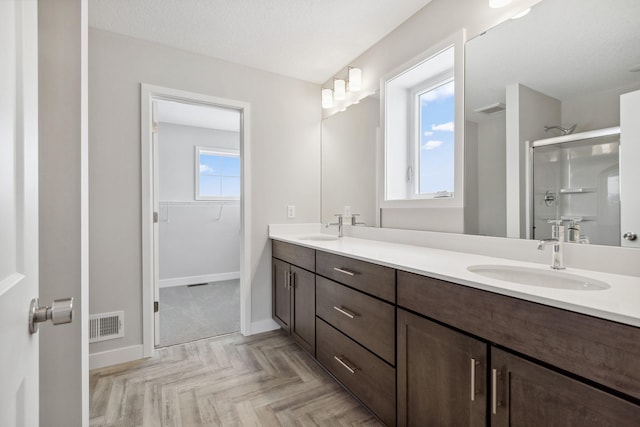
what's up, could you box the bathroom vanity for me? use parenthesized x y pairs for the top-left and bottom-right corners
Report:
(270, 231), (640, 426)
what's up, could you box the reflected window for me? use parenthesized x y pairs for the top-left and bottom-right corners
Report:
(196, 148), (240, 200)
(417, 79), (455, 195)
(383, 42), (460, 204)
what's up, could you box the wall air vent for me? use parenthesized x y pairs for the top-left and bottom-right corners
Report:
(89, 311), (124, 343)
(474, 102), (506, 115)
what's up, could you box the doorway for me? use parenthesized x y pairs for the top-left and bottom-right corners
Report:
(141, 85), (251, 356)
(156, 100), (242, 346)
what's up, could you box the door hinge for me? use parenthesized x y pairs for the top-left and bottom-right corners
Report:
(152, 121), (158, 134)
(153, 211), (159, 223)
(154, 301), (159, 313)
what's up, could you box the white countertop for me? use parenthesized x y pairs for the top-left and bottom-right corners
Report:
(269, 228), (640, 328)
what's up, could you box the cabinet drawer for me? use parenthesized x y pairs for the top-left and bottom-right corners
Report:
(316, 251), (395, 303)
(272, 240), (315, 271)
(316, 276), (395, 364)
(316, 319), (396, 426)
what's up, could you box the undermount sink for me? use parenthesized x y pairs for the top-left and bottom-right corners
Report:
(298, 234), (339, 241)
(467, 265), (610, 291)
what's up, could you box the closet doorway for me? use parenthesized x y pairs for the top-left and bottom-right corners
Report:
(141, 85), (251, 354)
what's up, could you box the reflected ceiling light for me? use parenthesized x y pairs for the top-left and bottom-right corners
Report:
(511, 7), (531, 19)
(489, 0), (512, 8)
(348, 67), (362, 92)
(321, 88), (334, 109)
(334, 78), (346, 100)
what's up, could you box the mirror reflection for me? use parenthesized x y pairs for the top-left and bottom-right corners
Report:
(320, 0), (640, 247)
(321, 96), (379, 227)
(465, 0), (639, 246)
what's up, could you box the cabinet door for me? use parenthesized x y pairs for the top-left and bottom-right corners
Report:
(491, 347), (640, 427)
(397, 309), (487, 427)
(272, 258), (291, 332)
(290, 265), (315, 354)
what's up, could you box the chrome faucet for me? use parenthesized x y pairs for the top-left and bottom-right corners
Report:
(537, 220), (565, 270)
(325, 214), (344, 238)
(350, 214), (366, 227)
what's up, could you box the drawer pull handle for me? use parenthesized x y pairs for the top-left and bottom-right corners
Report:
(333, 306), (356, 319)
(491, 368), (500, 415)
(470, 358), (481, 401)
(334, 356), (357, 374)
(333, 267), (355, 276)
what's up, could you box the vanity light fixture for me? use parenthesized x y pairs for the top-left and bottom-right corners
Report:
(489, 0), (512, 8)
(348, 67), (362, 92)
(322, 88), (334, 109)
(334, 78), (346, 101)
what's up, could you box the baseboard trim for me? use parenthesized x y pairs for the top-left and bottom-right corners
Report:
(159, 272), (240, 288)
(249, 318), (280, 335)
(89, 344), (145, 370)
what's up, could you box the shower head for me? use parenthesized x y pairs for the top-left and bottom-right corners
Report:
(544, 124), (577, 135)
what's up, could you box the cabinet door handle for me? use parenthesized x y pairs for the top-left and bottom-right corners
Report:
(334, 356), (357, 374)
(284, 270), (290, 289)
(333, 306), (356, 319)
(470, 358), (480, 401)
(290, 272), (296, 289)
(491, 368), (500, 414)
(333, 267), (355, 276)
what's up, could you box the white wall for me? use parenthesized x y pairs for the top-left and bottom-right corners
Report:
(321, 97), (378, 227)
(89, 28), (320, 356)
(477, 115), (507, 237)
(562, 82), (640, 132)
(506, 83), (561, 238)
(39, 0), (88, 425)
(323, 0), (542, 232)
(158, 123), (240, 283)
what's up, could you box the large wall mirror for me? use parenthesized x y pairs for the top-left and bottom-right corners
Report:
(320, 0), (640, 247)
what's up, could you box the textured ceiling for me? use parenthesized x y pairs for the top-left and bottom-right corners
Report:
(466, 0), (640, 123)
(89, 0), (432, 84)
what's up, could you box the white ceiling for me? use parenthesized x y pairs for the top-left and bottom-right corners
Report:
(88, 0), (432, 84)
(465, 0), (640, 123)
(156, 100), (240, 131)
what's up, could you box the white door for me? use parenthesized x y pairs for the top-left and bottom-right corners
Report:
(0, 0), (40, 425)
(620, 90), (640, 248)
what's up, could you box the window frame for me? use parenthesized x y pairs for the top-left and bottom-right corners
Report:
(379, 30), (465, 209)
(194, 146), (241, 201)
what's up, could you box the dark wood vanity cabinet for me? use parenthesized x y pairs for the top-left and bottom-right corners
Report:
(314, 252), (397, 426)
(272, 240), (640, 427)
(272, 241), (315, 355)
(397, 270), (640, 427)
(397, 309), (487, 427)
(491, 347), (640, 427)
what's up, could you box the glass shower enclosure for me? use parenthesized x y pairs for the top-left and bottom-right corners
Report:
(528, 127), (621, 246)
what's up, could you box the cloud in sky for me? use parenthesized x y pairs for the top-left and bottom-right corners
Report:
(432, 121), (454, 132)
(420, 81), (455, 105)
(423, 130), (434, 137)
(422, 140), (444, 150)
(200, 164), (214, 174)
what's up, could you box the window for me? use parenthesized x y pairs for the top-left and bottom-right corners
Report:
(416, 79), (455, 196)
(196, 147), (240, 200)
(381, 32), (463, 208)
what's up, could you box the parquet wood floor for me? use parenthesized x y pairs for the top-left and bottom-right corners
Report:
(89, 330), (384, 426)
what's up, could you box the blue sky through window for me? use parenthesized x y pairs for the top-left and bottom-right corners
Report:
(418, 80), (455, 194)
(199, 152), (240, 198)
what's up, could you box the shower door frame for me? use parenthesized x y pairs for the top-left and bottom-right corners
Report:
(525, 126), (621, 241)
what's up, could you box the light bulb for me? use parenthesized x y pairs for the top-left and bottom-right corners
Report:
(321, 88), (333, 109)
(348, 67), (362, 92)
